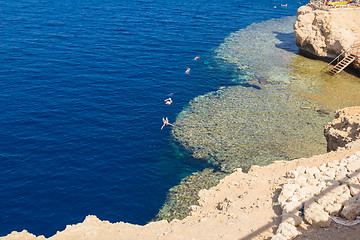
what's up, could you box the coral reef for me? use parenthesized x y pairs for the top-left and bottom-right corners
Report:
(172, 84), (332, 173)
(154, 168), (225, 222)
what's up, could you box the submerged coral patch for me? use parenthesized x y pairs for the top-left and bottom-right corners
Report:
(155, 168), (226, 222)
(172, 16), (332, 173)
(173, 85), (331, 173)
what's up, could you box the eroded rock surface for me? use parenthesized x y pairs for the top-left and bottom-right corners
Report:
(273, 151), (360, 240)
(294, 5), (360, 59)
(324, 106), (360, 152)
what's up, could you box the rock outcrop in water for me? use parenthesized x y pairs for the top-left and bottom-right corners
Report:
(324, 106), (360, 152)
(293, 4), (360, 69)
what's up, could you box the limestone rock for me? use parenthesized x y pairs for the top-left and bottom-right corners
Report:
(306, 167), (320, 178)
(285, 170), (299, 179)
(318, 163), (328, 173)
(0, 230), (44, 240)
(334, 166), (348, 182)
(271, 235), (288, 240)
(304, 201), (331, 227)
(341, 196), (360, 220)
(340, 158), (349, 167)
(316, 185), (351, 215)
(282, 213), (303, 227)
(295, 185), (322, 202)
(295, 166), (308, 175)
(272, 222), (300, 240)
(294, 5), (360, 59)
(348, 178), (360, 197)
(278, 184), (300, 208)
(216, 198), (232, 211)
(324, 107), (360, 152)
(295, 175), (308, 187)
(282, 201), (302, 215)
(324, 168), (336, 179)
(347, 158), (360, 173)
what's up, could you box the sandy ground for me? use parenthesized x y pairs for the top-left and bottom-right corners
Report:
(3, 139), (360, 240)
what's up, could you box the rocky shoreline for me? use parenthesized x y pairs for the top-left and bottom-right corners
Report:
(273, 151), (360, 240)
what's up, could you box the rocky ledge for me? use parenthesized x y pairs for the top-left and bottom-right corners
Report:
(294, 4), (360, 70)
(325, 106), (360, 152)
(273, 151), (360, 240)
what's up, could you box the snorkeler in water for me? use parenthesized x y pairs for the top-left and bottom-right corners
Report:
(164, 98), (173, 105)
(161, 117), (174, 130)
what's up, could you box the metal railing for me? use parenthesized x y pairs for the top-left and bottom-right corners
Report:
(349, 42), (360, 56)
(322, 42), (360, 72)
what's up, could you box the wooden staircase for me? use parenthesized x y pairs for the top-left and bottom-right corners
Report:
(327, 53), (356, 75)
(323, 42), (360, 76)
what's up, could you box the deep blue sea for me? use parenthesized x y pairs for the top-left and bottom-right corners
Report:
(0, 0), (300, 237)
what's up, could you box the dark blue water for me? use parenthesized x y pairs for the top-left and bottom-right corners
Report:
(0, 0), (299, 237)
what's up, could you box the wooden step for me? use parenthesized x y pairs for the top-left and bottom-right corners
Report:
(327, 54), (356, 75)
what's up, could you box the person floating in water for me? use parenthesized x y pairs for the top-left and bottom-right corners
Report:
(185, 67), (190, 74)
(281, 4), (287, 6)
(161, 117), (174, 130)
(193, 55), (200, 60)
(164, 98), (173, 105)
